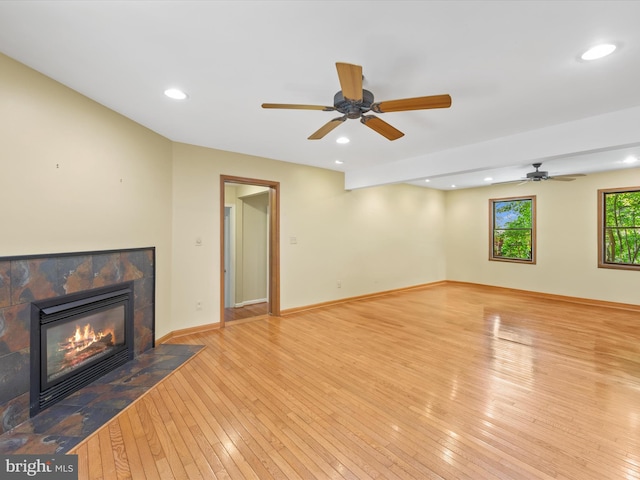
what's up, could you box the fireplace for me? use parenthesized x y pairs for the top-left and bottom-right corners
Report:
(30, 282), (134, 416)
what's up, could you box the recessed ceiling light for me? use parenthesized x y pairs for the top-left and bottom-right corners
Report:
(424, 179), (430, 183)
(335, 159), (344, 165)
(623, 155), (638, 164)
(336, 137), (350, 144)
(580, 44), (617, 61)
(451, 184), (456, 188)
(164, 88), (188, 100)
(484, 177), (493, 182)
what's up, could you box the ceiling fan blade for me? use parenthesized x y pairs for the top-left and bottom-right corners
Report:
(372, 94), (452, 113)
(548, 173), (586, 182)
(360, 115), (404, 141)
(308, 116), (347, 140)
(262, 103), (335, 111)
(492, 179), (529, 185)
(549, 176), (577, 182)
(336, 62), (363, 102)
(552, 173), (586, 179)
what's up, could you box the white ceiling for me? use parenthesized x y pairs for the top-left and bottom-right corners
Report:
(1, 0), (639, 190)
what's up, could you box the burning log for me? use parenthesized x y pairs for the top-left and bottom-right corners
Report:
(58, 324), (116, 356)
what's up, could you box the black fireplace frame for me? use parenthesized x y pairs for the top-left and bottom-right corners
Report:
(30, 282), (134, 417)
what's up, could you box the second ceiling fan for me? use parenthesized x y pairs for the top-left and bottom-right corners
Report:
(494, 163), (586, 185)
(262, 62), (452, 141)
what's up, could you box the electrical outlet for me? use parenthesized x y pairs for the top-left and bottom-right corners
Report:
(196, 301), (202, 310)
(337, 280), (342, 288)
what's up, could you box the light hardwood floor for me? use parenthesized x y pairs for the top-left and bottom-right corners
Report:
(70, 283), (640, 479)
(224, 302), (269, 323)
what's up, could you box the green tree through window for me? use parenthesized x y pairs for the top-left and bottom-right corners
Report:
(599, 187), (640, 270)
(490, 196), (536, 263)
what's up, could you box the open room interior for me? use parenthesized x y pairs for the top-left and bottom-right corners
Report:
(1, 1), (640, 478)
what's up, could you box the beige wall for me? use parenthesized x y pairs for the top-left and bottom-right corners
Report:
(171, 142), (447, 330)
(0, 53), (174, 338)
(1, 46), (445, 338)
(445, 168), (640, 304)
(5, 50), (637, 342)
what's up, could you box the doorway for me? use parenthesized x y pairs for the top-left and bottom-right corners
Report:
(220, 175), (280, 327)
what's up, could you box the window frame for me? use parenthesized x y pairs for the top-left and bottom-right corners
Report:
(598, 186), (640, 271)
(489, 195), (537, 264)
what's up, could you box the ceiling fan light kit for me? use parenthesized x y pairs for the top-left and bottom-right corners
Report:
(262, 62), (452, 141)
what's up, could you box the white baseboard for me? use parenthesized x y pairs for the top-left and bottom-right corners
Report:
(234, 298), (268, 308)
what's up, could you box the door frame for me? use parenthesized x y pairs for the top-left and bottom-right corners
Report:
(220, 175), (280, 327)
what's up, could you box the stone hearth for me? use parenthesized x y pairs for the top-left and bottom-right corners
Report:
(0, 344), (202, 454)
(0, 248), (156, 434)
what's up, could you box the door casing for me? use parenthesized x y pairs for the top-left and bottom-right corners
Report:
(220, 175), (280, 327)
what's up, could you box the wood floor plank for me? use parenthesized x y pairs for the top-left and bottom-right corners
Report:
(69, 283), (640, 479)
(119, 410), (152, 479)
(97, 425), (118, 480)
(86, 433), (104, 480)
(124, 407), (161, 480)
(74, 442), (90, 480)
(108, 419), (132, 479)
(142, 391), (192, 480)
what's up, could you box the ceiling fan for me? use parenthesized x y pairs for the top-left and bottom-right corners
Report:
(261, 62), (452, 141)
(496, 163), (586, 185)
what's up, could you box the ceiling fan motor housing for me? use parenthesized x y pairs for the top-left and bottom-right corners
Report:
(334, 89), (374, 119)
(527, 163), (549, 181)
(526, 171), (549, 181)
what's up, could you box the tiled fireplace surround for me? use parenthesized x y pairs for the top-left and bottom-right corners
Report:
(0, 248), (155, 434)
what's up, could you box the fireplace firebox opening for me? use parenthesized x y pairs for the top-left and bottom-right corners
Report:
(30, 282), (134, 417)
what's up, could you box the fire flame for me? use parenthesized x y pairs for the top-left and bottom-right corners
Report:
(60, 323), (116, 355)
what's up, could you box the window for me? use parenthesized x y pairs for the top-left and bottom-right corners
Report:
(598, 187), (640, 270)
(489, 196), (536, 263)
